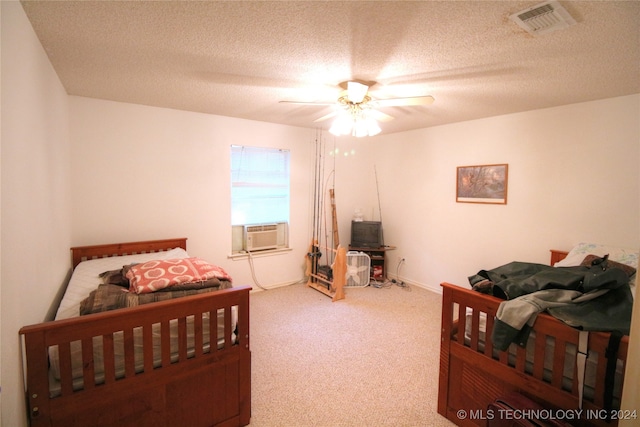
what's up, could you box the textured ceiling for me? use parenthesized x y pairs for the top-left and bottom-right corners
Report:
(20, 1), (640, 135)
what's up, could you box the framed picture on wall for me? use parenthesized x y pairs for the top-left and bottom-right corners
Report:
(456, 164), (508, 204)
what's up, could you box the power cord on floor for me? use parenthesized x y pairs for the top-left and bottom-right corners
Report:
(246, 250), (268, 291)
(370, 278), (393, 288)
(370, 258), (411, 291)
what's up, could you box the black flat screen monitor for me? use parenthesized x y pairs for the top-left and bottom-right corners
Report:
(350, 221), (383, 248)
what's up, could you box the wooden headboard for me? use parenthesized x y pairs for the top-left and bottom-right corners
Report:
(550, 249), (569, 266)
(70, 238), (188, 269)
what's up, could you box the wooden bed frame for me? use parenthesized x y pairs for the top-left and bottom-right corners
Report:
(438, 250), (630, 427)
(19, 238), (251, 427)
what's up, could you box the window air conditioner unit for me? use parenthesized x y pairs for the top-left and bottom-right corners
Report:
(244, 224), (279, 251)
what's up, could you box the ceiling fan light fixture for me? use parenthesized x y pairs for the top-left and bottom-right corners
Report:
(329, 114), (352, 136)
(329, 109), (381, 137)
(353, 120), (369, 138)
(347, 81), (370, 104)
(283, 79), (433, 135)
(360, 116), (381, 137)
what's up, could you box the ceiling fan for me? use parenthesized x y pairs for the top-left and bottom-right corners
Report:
(279, 80), (435, 136)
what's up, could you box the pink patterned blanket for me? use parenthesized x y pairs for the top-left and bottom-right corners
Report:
(125, 257), (233, 294)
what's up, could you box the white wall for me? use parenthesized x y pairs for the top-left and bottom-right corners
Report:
(1, 2), (72, 426)
(69, 97), (315, 288)
(74, 94), (640, 292)
(334, 95), (640, 291)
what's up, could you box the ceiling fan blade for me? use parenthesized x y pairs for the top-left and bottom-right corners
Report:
(279, 100), (334, 106)
(368, 109), (395, 122)
(314, 111), (338, 122)
(347, 81), (369, 103)
(375, 95), (435, 107)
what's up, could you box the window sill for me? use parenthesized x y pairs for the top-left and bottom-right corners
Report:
(228, 247), (292, 260)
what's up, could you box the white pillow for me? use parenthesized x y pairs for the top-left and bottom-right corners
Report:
(554, 242), (638, 268)
(554, 243), (638, 300)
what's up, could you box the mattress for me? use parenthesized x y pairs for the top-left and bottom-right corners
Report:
(48, 248), (237, 397)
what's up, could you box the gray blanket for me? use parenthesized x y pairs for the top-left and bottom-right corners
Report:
(80, 280), (233, 316)
(469, 259), (633, 351)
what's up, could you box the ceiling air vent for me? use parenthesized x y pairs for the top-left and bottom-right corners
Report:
(510, 1), (576, 36)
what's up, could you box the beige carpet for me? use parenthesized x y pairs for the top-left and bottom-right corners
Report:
(248, 282), (457, 427)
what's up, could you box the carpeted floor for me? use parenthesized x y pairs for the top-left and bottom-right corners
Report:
(248, 282), (457, 426)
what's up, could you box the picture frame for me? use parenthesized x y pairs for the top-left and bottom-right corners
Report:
(456, 164), (508, 204)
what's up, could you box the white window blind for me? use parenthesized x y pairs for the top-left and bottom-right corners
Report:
(231, 145), (290, 226)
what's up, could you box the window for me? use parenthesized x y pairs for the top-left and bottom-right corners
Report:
(231, 145), (290, 252)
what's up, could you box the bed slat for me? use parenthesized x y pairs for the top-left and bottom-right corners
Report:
(178, 316), (188, 362)
(80, 338), (95, 390)
(58, 343), (73, 396)
(484, 314), (495, 357)
(593, 336), (608, 407)
(194, 313), (204, 357)
(161, 319), (171, 367)
(470, 309), (480, 351)
(498, 346), (508, 365)
(457, 303), (466, 345)
(224, 307), (232, 349)
(209, 309), (218, 353)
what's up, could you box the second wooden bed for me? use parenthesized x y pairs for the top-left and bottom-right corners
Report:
(438, 249), (630, 427)
(20, 238), (251, 427)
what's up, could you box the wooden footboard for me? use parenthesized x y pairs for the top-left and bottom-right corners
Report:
(438, 283), (628, 427)
(438, 250), (629, 427)
(20, 285), (251, 427)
